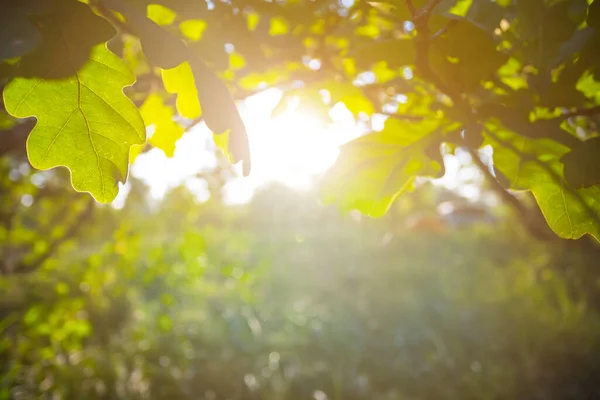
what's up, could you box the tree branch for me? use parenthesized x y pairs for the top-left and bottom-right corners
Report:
(416, 0), (443, 20)
(403, 0), (416, 17)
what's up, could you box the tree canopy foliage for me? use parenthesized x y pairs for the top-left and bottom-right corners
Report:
(2, 0), (600, 240)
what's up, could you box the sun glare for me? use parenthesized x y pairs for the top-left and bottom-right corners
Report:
(128, 89), (361, 204)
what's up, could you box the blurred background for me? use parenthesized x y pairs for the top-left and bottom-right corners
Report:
(2, 108), (600, 399)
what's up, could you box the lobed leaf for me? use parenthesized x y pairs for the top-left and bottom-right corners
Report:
(322, 118), (443, 217)
(3, 45), (145, 203)
(486, 127), (600, 240)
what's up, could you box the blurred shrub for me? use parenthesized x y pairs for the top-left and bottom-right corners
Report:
(1, 182), (600, 400)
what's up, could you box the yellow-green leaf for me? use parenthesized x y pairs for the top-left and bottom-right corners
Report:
(486, 127), (600, 240)
(147, 4), (176, 26)
(322, 118), (442, 217)
(179, 19), (207, 41)
(269, 17), (289, 36)
(161, 62), (202, 119)
(140, 94), (184, 157)
(3, 45), (145, 203)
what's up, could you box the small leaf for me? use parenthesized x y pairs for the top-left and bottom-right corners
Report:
(561, 137), (600, 189)
(161, 62), (202, 119)
(322, 118), (443, 217)
(147, 4), (176, 26)
(247, 12), (260, 31)
(3, 45), (145, 203)
(140, 94), (184, 157)
(229, 52), (246, 71)
(179, 19), (207, 41)
(269, 17), (289, 36)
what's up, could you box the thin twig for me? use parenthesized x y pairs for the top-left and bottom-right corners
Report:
(557, 105), (600, 120)
(403, 0), (416, 17)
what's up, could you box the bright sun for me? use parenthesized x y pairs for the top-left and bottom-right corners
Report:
(127, 89), (361, 204)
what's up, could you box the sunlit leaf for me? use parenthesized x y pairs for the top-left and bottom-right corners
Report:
(179, 19), (207, 41)
(269, 17), (289, 36)
(322, 118), (443, 217)
(161, 62), (202, 119)
(229, 52), (247, 71)
(322, 83), (375, 116)
(140, 94), (184, 157)
(147, 4), (177, 26)
(247, 12), (260, 31)
(3, 45), (145, 203)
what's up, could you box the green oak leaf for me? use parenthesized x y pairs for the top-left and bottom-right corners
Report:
(321, 118), (443, 217)
(3, 45), (145, 203)
(18, 1), (115, 79)
(485, 126), (600, 241)
(161, 62), (202, 119)
(140, 93), (184, 157)
(104, 0), (251, 175)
